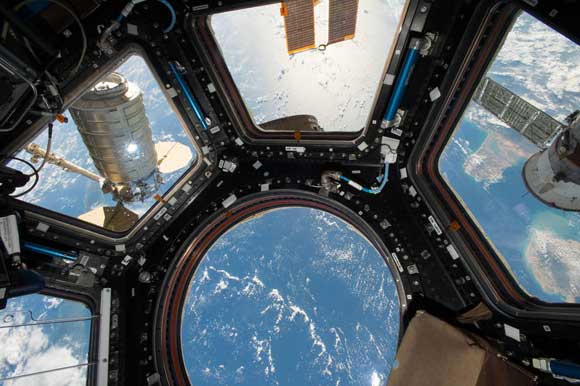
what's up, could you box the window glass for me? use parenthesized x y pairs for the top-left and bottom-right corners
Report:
(181, 207), (400, 385)
(440, 12), (580, 303)
(9, 55), (197, 233)
(211, 0), (406, 132)
(0, 294), (91, 385)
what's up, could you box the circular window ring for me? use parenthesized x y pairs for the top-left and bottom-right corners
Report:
(153, 189), (407, 385)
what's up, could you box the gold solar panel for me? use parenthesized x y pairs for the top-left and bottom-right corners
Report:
(281, 0), (316, 54)
(328, 0), (358, 44)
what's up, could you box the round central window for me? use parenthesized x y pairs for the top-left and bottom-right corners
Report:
(181, 207), (400, 385)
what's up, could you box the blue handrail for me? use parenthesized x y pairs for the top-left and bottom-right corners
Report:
(169, 62), (208, 130)
(550, 360), (580, 381)
(23, 241), (77, 261)
(383, 40), (421, 124)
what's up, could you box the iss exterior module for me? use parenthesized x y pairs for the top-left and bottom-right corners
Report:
(70, 73), (160, 201)
(524, 112), (580, 211)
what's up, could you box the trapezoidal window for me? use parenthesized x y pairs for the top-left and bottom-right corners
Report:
(210, 0), (406, 132)
(439, 12), (580, 303)
(8, 54), (198, 233)
(0, 294), (92, 385)
(181, 207), (400, 385)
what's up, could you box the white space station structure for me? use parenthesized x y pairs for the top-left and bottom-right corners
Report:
(26, 73), (192, 228)
(474, 77), (580, 211)
(523, 113), (580, 211)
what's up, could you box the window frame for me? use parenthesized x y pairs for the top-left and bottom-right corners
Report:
(152, 189), (407, 386)
(409, 0), (580, 318)
(4, 45), (205, 243)
(0, 289), (97, 385)
(187, 0), (420, 145)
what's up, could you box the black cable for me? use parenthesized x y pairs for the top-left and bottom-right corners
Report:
(3, 121), (53, 197)
(7, 156), (39, 198)
(34, 123), (53, 173)
(11, 0), (88, 82)
(22, 36), (41, 65)
(0, 2), (56, 56)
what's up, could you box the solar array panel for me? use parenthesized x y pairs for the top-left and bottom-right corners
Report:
(473, 77), (563, 148)
(282, 0), (316, 54)
(328, 0), (358, 44)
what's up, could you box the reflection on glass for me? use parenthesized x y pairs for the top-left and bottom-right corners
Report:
(181, 207), (400, 385)
(212, 0), (406, 132)
(0, 294), (91, 385)
(9, 55), (197, 232)
(440, 13), (580, 303)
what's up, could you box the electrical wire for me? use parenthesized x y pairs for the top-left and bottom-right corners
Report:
(116, 0), (175, 33)
(13, 0), (87, 83)
(4, 121), (53, 198)
(0, 55), (38, 132)
(100, 0), (143, 54)
(7, 156), (39, 198)
(1, 20), (9, 41)
(339, 163), (389, 195)
(101, 0), (175, 56)
(34, 123), (53, 173)
(22, 36), (41, 64)
(157, 0), (176, 33)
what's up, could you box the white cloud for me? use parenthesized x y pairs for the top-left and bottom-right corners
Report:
(489, 13), (580, 120)
(0, 298), (88, 386)
(526, 229), (580, 302)
(5, 346), (87, 386)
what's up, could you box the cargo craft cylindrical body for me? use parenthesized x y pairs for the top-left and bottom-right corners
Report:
(69, 73), (158, 187)
(523, 112), (580, 211)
